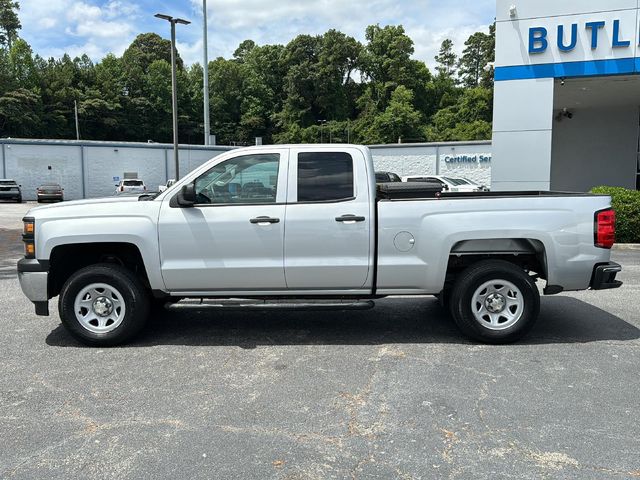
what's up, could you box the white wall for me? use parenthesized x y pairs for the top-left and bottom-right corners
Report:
(550, 106), (638, 191)
(2, 144), (84, 200)
(1, 140), (494, 200)
(1, 140), (232, 201)
(370, 143), (492, 186)
(492, 78), (555, 191)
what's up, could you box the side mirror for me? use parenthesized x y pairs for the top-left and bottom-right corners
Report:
(177, 183), (196, 207)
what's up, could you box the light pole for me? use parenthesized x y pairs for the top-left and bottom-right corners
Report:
(202, 0), (210, 145)
(155, 13), (190, 179)
(317, 119), (327, 143)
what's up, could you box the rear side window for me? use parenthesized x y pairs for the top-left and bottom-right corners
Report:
(297, 152), (354, 202)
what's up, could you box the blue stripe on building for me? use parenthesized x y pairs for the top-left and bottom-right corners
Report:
(495, 58), (639, 81)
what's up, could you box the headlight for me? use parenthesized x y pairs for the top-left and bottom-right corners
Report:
(22, 217), (35, 259)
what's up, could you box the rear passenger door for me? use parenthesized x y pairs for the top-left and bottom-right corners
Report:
(284, 148), (373, 290)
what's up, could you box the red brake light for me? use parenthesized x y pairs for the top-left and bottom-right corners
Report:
(595, 209), (615, 249)
(120, 186), (124, 192)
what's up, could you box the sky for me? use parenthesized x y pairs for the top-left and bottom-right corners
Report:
(18, 0), (495, 69)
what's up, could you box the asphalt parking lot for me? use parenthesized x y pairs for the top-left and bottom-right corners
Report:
(0, 201), (639, 479)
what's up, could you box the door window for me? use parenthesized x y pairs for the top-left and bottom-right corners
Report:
(194, 153), (280, 204)
(297, 152), (353, 202)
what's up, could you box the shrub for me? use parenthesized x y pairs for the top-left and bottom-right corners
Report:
(591, 186), (640, 243)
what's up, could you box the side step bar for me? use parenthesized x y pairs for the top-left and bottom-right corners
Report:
(167, 299), (375, 311)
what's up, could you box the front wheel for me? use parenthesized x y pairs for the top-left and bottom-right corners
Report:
(58, 263), (150, 346)
(449, 260), (540, 344)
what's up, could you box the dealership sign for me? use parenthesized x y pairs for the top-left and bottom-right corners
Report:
(529, 19), (632, 54)
(443, 154), (491, 164)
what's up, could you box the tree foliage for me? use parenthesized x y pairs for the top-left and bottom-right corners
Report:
(0, 0), (20, 48)
(0, 9), (495, 145)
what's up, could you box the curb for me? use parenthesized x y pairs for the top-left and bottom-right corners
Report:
(613, 244), (640, 250)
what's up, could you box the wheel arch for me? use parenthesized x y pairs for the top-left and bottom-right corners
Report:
(48, 242), (151, 298)
(444, 238), (548, 293)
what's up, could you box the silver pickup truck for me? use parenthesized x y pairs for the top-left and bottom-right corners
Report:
(17, 145), (622, 346)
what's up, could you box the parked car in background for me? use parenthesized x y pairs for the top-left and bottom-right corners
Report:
(0, 179), (22, 202)
(375, 171), (402, 183)
(114, 179), (146, 195)
(158, 179), (176, 193)
(36, 183), (64, 203)
(456, 177), (490, 192)
(401, 175), (481, 192)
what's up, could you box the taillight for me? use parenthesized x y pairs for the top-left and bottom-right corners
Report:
(120, 186), (124, 192)
(143, 186), (147, 191)
(595, 208), (615, 249)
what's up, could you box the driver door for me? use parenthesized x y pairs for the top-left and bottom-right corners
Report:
(158, 149), (289, 293)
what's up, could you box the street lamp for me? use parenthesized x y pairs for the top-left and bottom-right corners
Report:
(317, 119), (327, 143)
(155, 13), (191, 179)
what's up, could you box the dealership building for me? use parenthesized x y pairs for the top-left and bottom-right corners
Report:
(493, 0), (640, 191)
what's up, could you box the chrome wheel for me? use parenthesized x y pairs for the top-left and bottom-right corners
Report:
(73, 283), (126, 334)
(471, 279), (524, 331)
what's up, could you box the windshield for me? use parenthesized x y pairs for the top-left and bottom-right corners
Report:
(123, 180), (144, 186)
(443, 177), (466, 185)
(0, 180), (16, 185)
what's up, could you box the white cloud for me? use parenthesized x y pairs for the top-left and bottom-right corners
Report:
(176, 0), (493, 68)
(20, 0), (140, 60)
(408, 24), (492, 68)
(18, 0), (494, 68)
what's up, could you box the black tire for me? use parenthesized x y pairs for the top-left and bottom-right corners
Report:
(17, 196), (22, 203)
(449, 260), (540, 344)
(435, 289), (451, 310)
(58, 263), (150, 346)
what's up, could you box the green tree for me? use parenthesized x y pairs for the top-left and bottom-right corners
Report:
(426, 87), (493, 141)
(0, 0), (20, 48)
(364, 85), (423, 143)
(8, 38), (38, 89)
(458, 26), (494, 88)
(0, 87), (42, 136)
(434, 38), (456, 79)
(233, 39), (256, 62)
(358, 24), (432, 125)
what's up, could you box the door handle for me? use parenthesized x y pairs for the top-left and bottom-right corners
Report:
(250, 216), (280, 225)
(335, 214), (366, 223)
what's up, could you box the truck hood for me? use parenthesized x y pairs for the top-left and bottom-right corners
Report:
(25, 195), (157, 221)
(28, 196), (140, 213)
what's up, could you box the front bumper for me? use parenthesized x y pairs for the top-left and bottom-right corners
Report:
(590, 262), (623, 290)
(17, 259), (50, 315)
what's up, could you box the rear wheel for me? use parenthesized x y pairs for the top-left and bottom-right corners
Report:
(17, 195), (22, 203)
(59, 263), (150, 346)
(449, 260), (540, 344)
